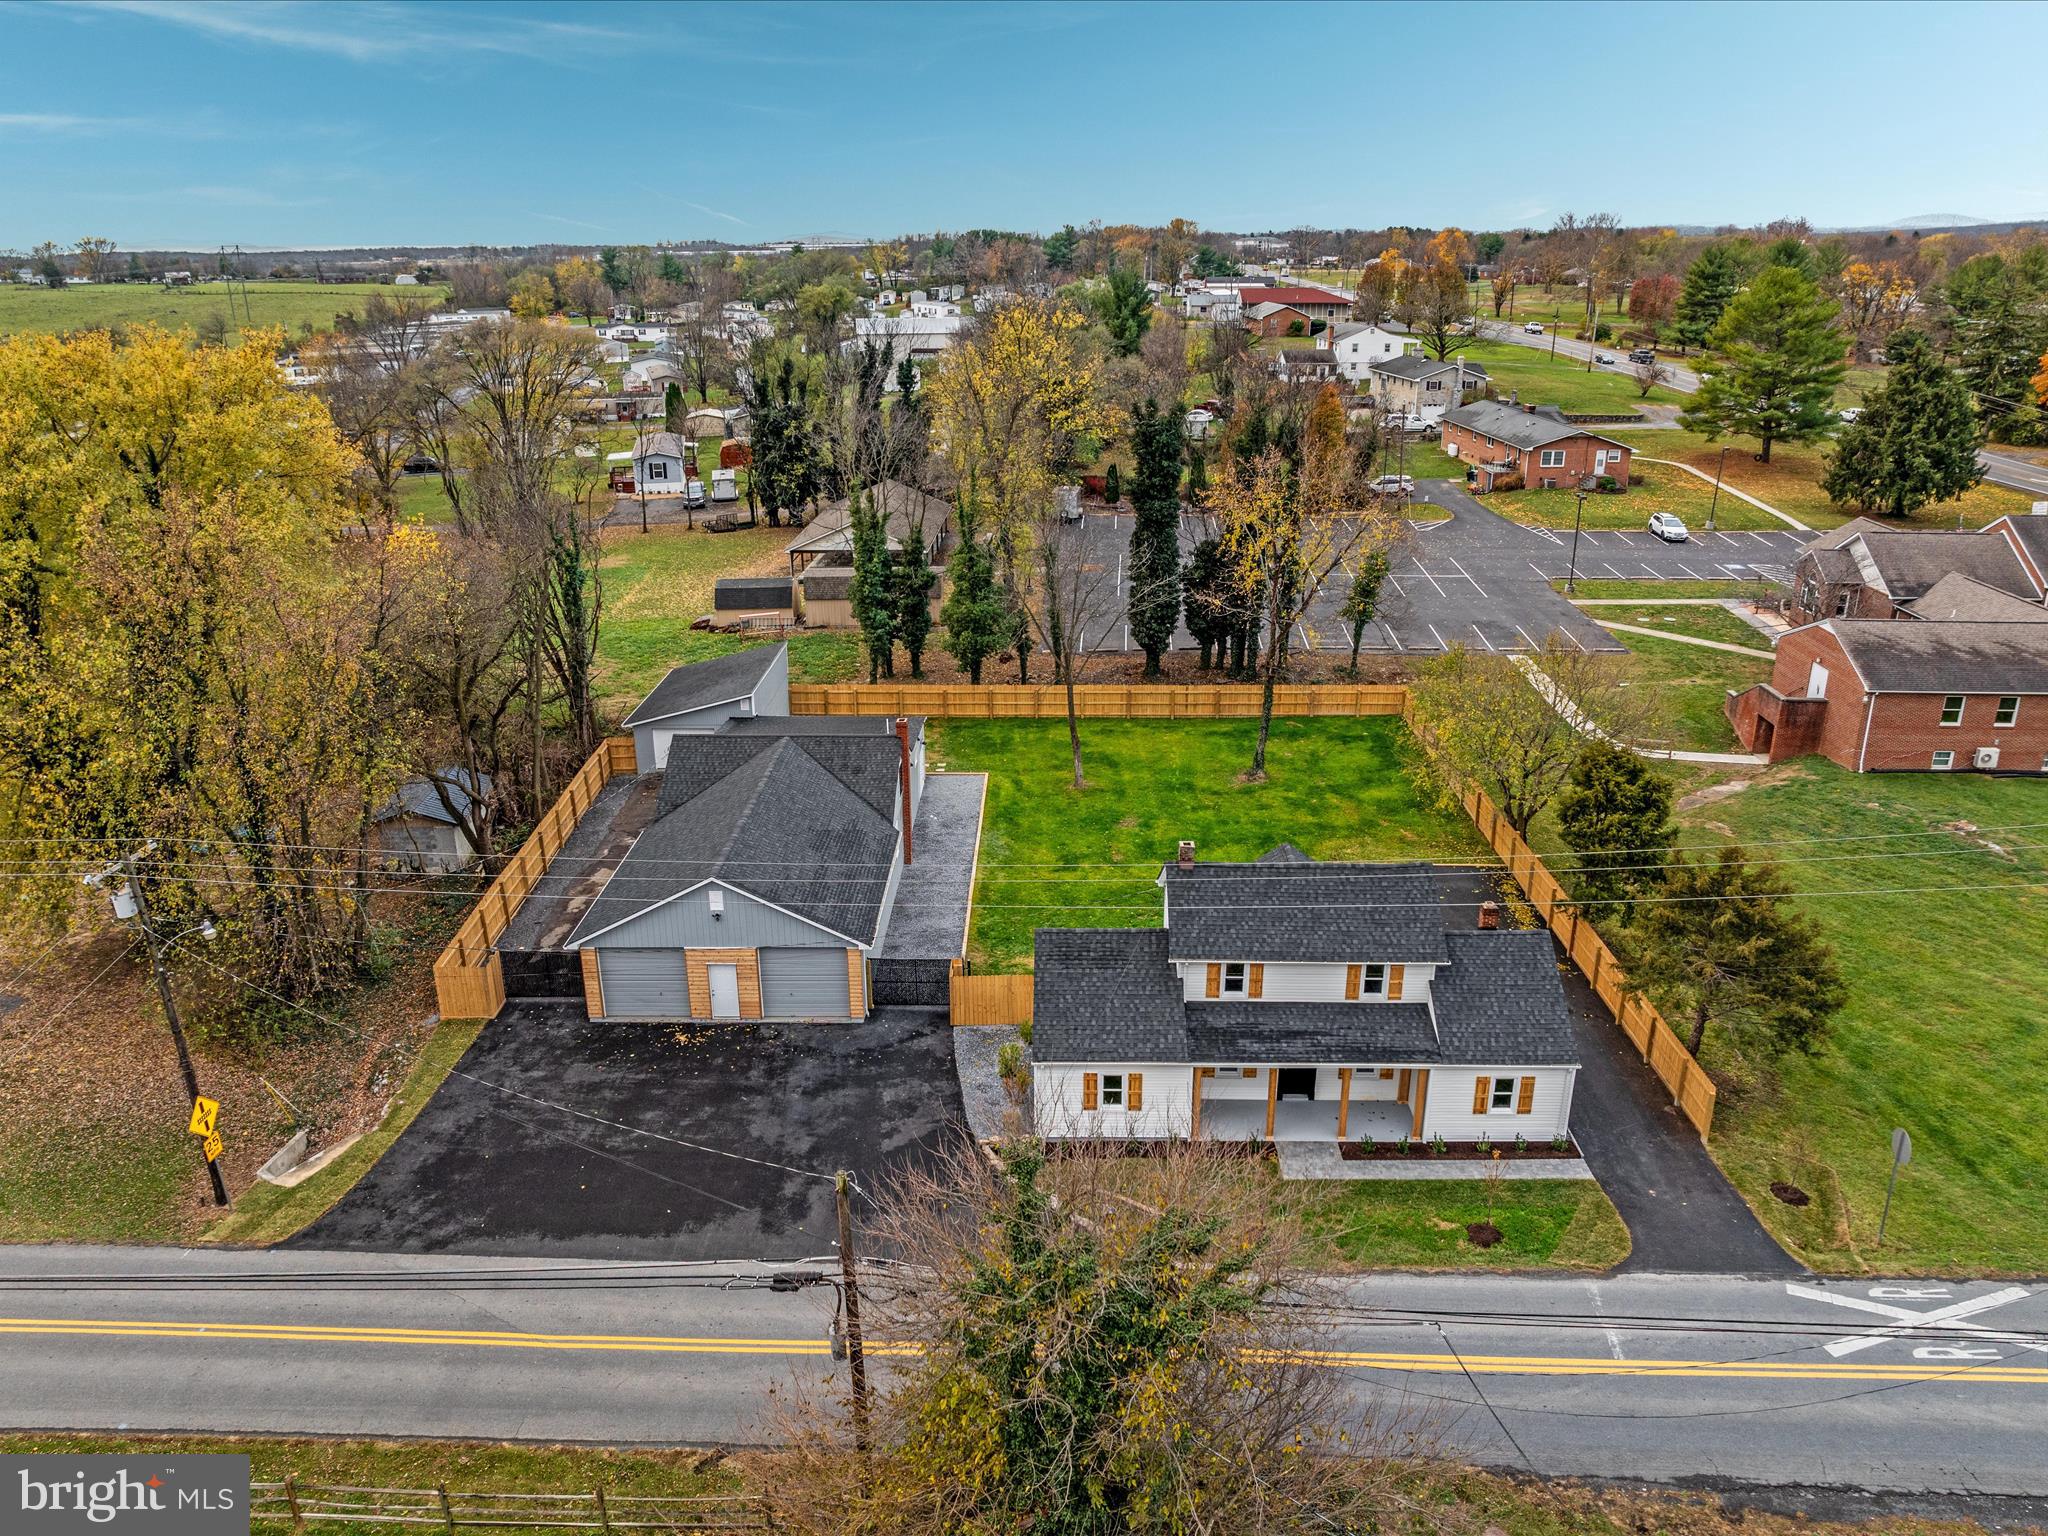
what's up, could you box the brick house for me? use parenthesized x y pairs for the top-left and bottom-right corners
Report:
(1440, 399), (1632, 492)
(1726, 618), (2048, 773)
(1236, 284), (1353, 325)
(1244, 301), (1313, 338)
(1786, 518), (2045, 625)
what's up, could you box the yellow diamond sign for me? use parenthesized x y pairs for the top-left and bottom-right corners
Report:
(202, 1131), (223, 1163)
(188, 1096), (219, 1138)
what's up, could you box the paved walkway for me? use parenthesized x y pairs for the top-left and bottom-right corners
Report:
(879, 773), (986, 959)
(1275, 1142), (1592, 1181)
(1514, 656), (1768, 767)
(1637, 456), (1811, 531)
(1593, 620), (1775, 658)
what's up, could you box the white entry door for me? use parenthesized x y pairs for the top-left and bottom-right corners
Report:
(707, 963), (742, 1020)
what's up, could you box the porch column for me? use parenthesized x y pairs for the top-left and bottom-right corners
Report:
(1191, 1067), (1210, 1140)
(1409, 1069), (1430, 1139)
(1337, 1068), (1353, 1139)
(1265, 1068), (1278, 1140)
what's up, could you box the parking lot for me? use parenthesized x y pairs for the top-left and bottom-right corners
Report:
(1074, 484), (1799, 659)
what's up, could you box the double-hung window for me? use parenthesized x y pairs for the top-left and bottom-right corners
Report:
(1995, 696), (2020, 728)
(1100, 1072), (1125, 1108)
(1932, 750), (1955, 770)
(1221, 962), (1247, 996)
(1360, 963), (1386, 996)
(1539, 448), (1566, 469)
(1940, 695), (1965, 726)
(1489, 1076), (1516, 1111)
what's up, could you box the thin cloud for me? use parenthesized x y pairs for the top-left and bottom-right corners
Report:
(680, 200), (749, 228)
(79, 0), (635, 63)
(530, 211), (617, 235)
(0, 111), (139, 133)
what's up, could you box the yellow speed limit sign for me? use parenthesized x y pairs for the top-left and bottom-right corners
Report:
(188, 1096), (219, 1138)
(202, 1132), (224, 1163)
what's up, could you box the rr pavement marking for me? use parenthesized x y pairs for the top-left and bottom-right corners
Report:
(1785, 1283), (2042, 1359)
(5, 1316), (2047, 1385)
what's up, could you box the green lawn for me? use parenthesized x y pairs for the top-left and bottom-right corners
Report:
(393, 472), (457, 524)
(1558, 576), (1777, 601)
(1444, 338), (1684, 415)
(1666, 766), (2048, 1274)
(1290, 1176), (1631, 1272)
(1489, 461), (1787, 531)
(1585, 601), (1773, 651)
(1606, 424), (2039, 531)
(1608, 631), (1771, 753)
(1389, 438), (1463, 480)
(0, 280), (446, 341)
(595, 522), (857, 715)
(935, 717), (1486, 971)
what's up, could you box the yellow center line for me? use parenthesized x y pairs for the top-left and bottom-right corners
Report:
(0, 1318), (2043, 1386)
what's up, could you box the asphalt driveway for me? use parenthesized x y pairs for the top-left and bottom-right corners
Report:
(1435, 867), (1797, 1276)
(293, 1002), (964, 1262)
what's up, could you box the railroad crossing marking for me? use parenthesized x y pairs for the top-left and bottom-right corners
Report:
(1787, 1282), (2041, 1359)
(188, 1097), (219, 1138)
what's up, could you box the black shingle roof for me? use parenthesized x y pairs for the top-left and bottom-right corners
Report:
(656, 727), (904, 822)
(567, 737), (899, 947)
(1431, 930), (1579, 1065)
(1825, 618), (2048, 694)
(714, 577), (794, 610)
(621, 645), (784, 727)
(1031, 929), (1187, 1062)
(1160, 862), (1448, 964)
(1185, 1002), (1442, 1062)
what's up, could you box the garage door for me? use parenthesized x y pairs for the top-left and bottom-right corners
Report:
(759, 947), (851, 1018)
(597, 948), (689, 1018)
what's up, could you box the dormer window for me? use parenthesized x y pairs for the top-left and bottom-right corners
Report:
(1361, 963), (1386, 996)
(1222, 962), (1247, 996)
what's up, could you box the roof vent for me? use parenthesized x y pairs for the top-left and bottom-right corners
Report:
(1177, 840), (1196, 870)
(1478, 899), (1501, 930)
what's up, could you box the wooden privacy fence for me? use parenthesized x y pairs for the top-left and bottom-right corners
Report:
(430, 735), (637, 1021)
(949, 959), (1033, 1026)
(250, 1479), (774, 1532)
(790, 682), (1409, 719)
(1460, 785), (1718, 1137)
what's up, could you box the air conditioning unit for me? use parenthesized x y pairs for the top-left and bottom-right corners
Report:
(1974, 746), (2001, 770)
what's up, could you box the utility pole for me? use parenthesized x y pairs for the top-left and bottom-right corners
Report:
(122, 857), (229, 1207)
(1707, 445), (1729, 532)
(1566, 491), (1587, 596)
(834, 1169), (870, 1452)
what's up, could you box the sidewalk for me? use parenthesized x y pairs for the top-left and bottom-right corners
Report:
(1513, 655), (1767, 767)
(1637, 455), (1811, 532)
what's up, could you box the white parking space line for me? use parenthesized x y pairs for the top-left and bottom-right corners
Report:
(1578, 531), (1602, 544)
(1388, 575), (1408, 596)
(1513, 624), (1539, 651)
(1713, 531), (1741, 544)
(1746, 531), (1771, 542)
(1408, 564), (1447, 598)
(1381, 620), (1404, 652)
(1638, 564), (1664, 578)
(1559, 627), (1586, 650)
(1472, 624), (1495, 652)
(1528, 561), (1554, 579)
(1122, 623), (1131, 651)
(1444, 556), (1487, 596)
(1427, 623), (1448, 650)
(1601, 563), (1627, 578)
(1677, 562), (1705, 579)
(1717, 563), (1748, 578)
(1115, 551), (1124, 595)
(1613, 531), (1638, 544)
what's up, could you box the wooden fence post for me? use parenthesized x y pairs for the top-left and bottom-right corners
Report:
(283, 1476), (302, 1532)
(594, 1487), (613, 1534)
(437, 1485), (455, 1534)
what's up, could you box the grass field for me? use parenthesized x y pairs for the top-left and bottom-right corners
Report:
(1292, 1176), (1631, 1271)
(1445, 338), (1684, 413)
(1559, 576), (1777, 601)
(1583, 600), (1773, 651)
(594, 523), (858, 715)
(1661, 765), (2048, 1274)
(0, 279), (446, 341)
(933, 717), (1485, 972)
(1608, 630), (1771, 753)
(1607, 424), (2039, 531)
(1489, 462), (1787, 531)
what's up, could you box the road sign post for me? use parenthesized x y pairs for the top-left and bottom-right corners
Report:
(1877, 1127), (1911, 1246)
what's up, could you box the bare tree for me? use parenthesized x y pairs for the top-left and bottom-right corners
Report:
(73, 236), (118, 282)
(676, 261), (737, 403)
(1021, 498), (1119, 789)
(1631, 356), (1671, 397)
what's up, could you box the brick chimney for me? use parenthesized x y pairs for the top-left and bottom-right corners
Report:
(895, 717), (914, 866)
(1177, 839), (1196, 870)
(1478, 899), (1501, 929)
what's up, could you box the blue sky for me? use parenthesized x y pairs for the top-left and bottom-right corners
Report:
(4, 0), (2047, 250)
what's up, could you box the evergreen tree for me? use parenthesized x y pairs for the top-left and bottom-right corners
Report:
(1671, 241), (1745, 352)
(663, 379), (684, 435)
(1184, 439), (1208, 500)
(1943, 254), (2048, 444)
(1821, 331), (1981, 518)
(1627, 848), (1847, 1060)
(1181, 536), (1232, 671)
(895, 354), (919, 414)
(1761, 235), (1815, 279)
(1555, 742), (1675, 906)
(1094, 260), (1154, 356)
(1125, 400), (1185, 677)
(1680, 266), (1845, 462)
(891, 512), (936, 679)
(847, 487), (896, 681)
(1103, 462), (1121, 506)
(939, 483), (1010, 684)
(1042, 224), (1080, 272)
(1339, 549), (1391, 677)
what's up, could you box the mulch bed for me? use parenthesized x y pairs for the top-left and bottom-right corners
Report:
(1770, 1180), (1812, 1207)
(1465, 1221), (1504, 1248)
(1339, 1137), (1580, 1162)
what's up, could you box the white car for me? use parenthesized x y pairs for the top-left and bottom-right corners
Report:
(1370, 475), (1416, 497)
(1648, 512), (1689, 543)
(1838, 407), (1862, 425)
(1523, 322), (1544, 335)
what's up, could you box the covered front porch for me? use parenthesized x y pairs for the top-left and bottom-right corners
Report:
(1193, 1066), (1428, 1143)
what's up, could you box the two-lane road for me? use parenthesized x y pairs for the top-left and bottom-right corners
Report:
(3, 1247), (2046, 1496)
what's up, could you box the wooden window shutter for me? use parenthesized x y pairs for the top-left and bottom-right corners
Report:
(1344, 964), (1361, 1000)
(1517, 1076), (1535, 1114)
(1128, 1072), (1144, 1112)
(1388, 964), (1405, 1001)
(1082, 1072), (1098, 1110)
(1205, 963), (1221, 999)
(1472, 1077), (1490, 1114)
(1248, 963), (1264, 998)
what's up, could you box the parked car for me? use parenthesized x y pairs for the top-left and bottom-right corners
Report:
(1595, 352), (1616, 366)
(1838, 407), (1862, 425)
(683, 478), (706, 508)
(1629, 347), (1656, 364)
(1648, 512), (1689, 543)
(1386, 413), (1433, 435)
(1370, 475), (1416, 497)
(1523, 322), (1544, 335)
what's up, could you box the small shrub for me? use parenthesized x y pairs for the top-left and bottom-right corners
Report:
(1597, 475), (1619, 493)
(1475, 1134), (1493, 1155)
(1515, 1133), (1528, 1153)
(1494, 473), (1524, 492)
(1628, 471), (1644, 486)
(1594, 322), (1612, 341)
(1550, 1133), (1571, 1154)
(1017, 1018), (1032, 1046)
(1357, 1133), (1374, 1153)
(1395, 1135), (1411, 1155)
(1103, 463), (1121, 506)
(1286, 320), (1306, 337)
(1430, 1133), (1448, 1156)
(995, 1041), (1024, 1082)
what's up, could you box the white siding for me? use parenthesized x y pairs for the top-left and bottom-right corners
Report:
(1418, 1067), (1575, 1142)
(1177, 960), (1436, 1004)
(1033, 1064), (1194, 1140)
